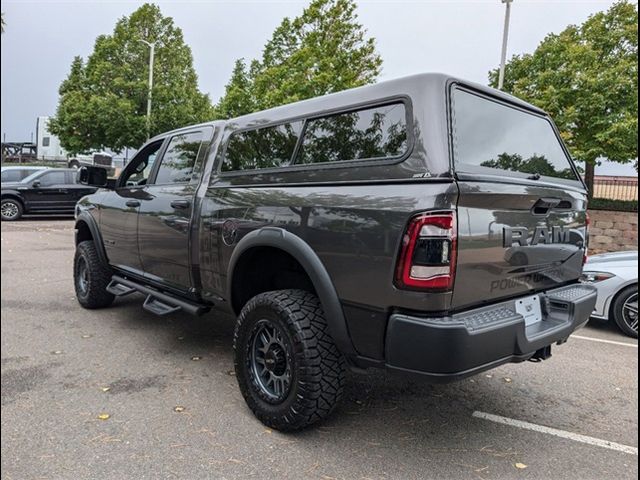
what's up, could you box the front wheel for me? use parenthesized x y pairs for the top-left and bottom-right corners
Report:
(612, 286), (638, 338)
(74, 240), (115, 309)
(1, 198), (23, 221)
(233, 290), (346, 431)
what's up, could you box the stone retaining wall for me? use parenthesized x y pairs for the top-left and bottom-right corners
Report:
(588, 209), (638, 254)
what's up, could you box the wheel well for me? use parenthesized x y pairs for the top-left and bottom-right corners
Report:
(1, 194), (23, 206)
(75, 220), (94, 245)
(231, 247), (316, 315)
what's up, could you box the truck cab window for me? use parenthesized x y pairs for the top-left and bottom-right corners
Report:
(153, 131), (203, 184)
(119, 140), (164, 187)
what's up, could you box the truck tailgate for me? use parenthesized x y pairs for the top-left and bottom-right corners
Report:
(452, 180), (588, 310)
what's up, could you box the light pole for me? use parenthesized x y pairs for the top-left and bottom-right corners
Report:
(140, 39), (156, 140)
(498, 0), (514, 90)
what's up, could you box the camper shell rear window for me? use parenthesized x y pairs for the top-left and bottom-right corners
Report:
(451, 87), (581, 186)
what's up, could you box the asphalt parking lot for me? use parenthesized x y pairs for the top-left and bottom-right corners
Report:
(1, 219), (637, 480)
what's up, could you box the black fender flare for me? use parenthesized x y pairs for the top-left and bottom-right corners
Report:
(75, 211), (109, 266)
(1, 191), (26, 212)
(227, 227), (356, 358)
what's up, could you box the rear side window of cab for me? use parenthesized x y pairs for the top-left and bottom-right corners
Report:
(220, 101), (409, 173)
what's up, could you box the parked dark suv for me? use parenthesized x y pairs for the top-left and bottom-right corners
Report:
(73, 73), (597, 431)
(1, 168), (97, 221)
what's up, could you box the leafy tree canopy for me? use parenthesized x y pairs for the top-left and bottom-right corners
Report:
(489, 0), (638, 193)
(50, 3), (214, 154)
(216, 0), (382, 119)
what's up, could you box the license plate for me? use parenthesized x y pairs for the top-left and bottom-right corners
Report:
(515, 295), (543, 326)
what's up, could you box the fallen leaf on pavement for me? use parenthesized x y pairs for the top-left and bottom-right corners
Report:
(174, 406), (185, 413)
(97, 413), (110, 420)
(515, 463), (527, 469)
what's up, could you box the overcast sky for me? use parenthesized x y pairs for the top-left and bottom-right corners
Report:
(0, 0), (636, 175)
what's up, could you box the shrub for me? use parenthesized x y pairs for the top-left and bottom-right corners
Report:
(589, 198), (638, 212)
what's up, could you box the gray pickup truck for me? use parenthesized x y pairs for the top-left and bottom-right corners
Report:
(73, 73), (597, 431)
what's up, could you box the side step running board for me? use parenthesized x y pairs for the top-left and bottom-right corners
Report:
(106, 281), (137, 297)
(107, 275), (211, 316)
(143, 296), (182, 316)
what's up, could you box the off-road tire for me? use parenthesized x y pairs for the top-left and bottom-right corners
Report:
(612, 285), (638, 338)
(1, 198), (23, 221)
(234, 289), (347, 431)
(74, 240), (115, 309)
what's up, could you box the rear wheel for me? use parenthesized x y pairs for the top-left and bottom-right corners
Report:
(612, 286), (638, 338)
(74, 240), (115, 309)
(233, 290), (346, 431)
(1, 198), (23, 221)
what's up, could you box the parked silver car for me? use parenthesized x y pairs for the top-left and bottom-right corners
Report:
(581, 251), (638, 338)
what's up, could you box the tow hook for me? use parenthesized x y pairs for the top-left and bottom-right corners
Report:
(529, 345), (552, 362)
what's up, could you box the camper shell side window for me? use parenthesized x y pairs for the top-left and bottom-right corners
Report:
(219, 99), (411, 175)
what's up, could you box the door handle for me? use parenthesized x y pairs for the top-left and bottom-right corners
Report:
(170, 200), (191, 210)
(126, 200), (141, 208)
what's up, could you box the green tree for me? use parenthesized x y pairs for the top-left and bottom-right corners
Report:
(216, 59), (256, 120)
(1, 13), (5, 33)
(217, 0), (382, 118)
(489, 0), (638, 196)
(50, 3), (213, 154)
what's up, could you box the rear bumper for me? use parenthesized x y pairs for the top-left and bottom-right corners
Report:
(385, 284), (597, 382)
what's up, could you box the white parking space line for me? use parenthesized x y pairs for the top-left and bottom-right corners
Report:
(473, 411), (638, 456)
(572, 335), (638, 348)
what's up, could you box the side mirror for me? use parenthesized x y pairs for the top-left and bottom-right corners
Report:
(32, 181), (41, 188)
(78, 166), (110, 188)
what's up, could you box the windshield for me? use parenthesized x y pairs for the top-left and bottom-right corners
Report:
(452, 88), (581, 185)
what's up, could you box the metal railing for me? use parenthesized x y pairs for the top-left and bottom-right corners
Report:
(593, 177), (638, 201)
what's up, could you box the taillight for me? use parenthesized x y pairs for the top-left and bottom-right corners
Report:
(396, 211), (457, 291)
